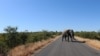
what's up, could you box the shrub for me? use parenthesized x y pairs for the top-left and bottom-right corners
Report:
(75, 31), (100, 40)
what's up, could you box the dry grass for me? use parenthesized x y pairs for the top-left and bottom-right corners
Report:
(75, 36), (100, 50)
(7, 36), (60, 56)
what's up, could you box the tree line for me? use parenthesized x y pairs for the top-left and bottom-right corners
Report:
(0, 26), (61, 56)
(75, 31), (100, 40)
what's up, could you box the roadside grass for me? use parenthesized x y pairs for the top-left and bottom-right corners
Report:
(75, 36), (100, 50)
(8, 36), (60, 56)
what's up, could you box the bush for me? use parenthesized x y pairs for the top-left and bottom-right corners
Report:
(0, 41), (7, 56)
(75, 31), (100, 40)
(19, 32), (28, 44)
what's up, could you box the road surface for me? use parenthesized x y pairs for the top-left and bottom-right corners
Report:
(34, 37), (100, 56)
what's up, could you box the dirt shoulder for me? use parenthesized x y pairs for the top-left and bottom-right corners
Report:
(75, 36), (100, 50)
(8, 36), (60, 56)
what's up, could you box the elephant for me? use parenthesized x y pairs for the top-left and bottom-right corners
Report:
(62, 29), (75, 42)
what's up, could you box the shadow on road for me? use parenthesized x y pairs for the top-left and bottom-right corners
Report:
(71, 40), (86, 43)
(62, 40), (86, 43)
(61, 38), (86, 43)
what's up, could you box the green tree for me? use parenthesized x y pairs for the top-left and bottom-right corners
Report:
(4, 26), (19, 48)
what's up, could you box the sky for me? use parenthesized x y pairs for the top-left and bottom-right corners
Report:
(0, 0), (100, 32)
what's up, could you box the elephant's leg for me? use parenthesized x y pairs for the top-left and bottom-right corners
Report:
(67, 36), (70, 42)
(69, 35), (73, 42)
(65, 35), (67, 41)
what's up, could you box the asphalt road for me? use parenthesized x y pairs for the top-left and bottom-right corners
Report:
(34, 37), (100, 56)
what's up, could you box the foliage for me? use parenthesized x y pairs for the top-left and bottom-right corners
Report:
(4, 26), (19, 48)
(75, 31), (100, 40)
(19, 32), (28, 44)
(0, 26), (61, 55)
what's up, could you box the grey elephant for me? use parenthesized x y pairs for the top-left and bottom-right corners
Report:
(62, 29), (75, 42)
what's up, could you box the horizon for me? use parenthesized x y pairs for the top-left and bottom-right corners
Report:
(0, 0), (100, 33)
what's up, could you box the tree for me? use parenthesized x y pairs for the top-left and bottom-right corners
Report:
(4, 26), (19, 48)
